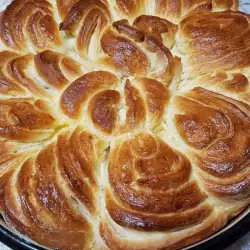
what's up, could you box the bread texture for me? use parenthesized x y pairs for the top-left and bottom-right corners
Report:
(0, 0), (249, 250)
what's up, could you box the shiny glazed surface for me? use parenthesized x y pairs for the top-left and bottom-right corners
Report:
(0, 0), (250, 250)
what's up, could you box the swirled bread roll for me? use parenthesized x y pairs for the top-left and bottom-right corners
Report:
(59, 0), (111, 59)
(101, 19), (181, 84)
(100, 133), (227, 250)
(0, 50), (83, 99)
(0, 0), (61, 52)
(155, 0), (237, 22)
(174, 88), (250, 203)
(178, 11), (250, 77)
(0, 127), (107, 250)
(61, 71), (169, 134)
(0, 98), (59, 142)
(133, 15), (178, 48)
(34, 50), (82, 89)
(0, 0), (249, 250)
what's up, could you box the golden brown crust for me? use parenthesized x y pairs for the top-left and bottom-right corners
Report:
(115, 0), (145, 18)
(178, 11), (250, 76)
(0, 50), (82, 99)
(7, 54), (52, 98)
(155, 0), (212, 21)
(0, 51), (25, 95)
(134, 77), (170, 129)
(212, 0), (238, 10)
(174, 88), (250, 201)
(56, 0), (80, 20)
(99, 210), (227, 250)
(101, 26), (149, 76)
(133, 15), (178, 48)
(59, 0), (111, 58)
(88, 80), (146, 134)
(88, 89), (121, 134)
(56, 129), (98, 214)
(34, 50), (82, 89)
(0, 98), (57, 142)
(99, 133), (227, 250)
(0, 0), (61, 52)
(61, 71), (169, 135)
(188, 72), (249, 94)
(101, 19), (181, 84)
(107, 134), (207, 221)
(155, 0), (237, 21)
(60, 71), (119, 119)
(0, 0), (249, 250)
(0, 127), (106, 250)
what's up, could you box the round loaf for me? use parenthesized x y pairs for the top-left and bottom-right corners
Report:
(1, 0), (250, 250)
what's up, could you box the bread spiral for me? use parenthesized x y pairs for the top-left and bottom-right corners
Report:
(174, 88), (250, 202)
(100, 18), (181, 84)
(178, 10), (250, 77)
(155, 0), (237, 22)
(59, 0), (111, 59)
(100, 133), (226, 250)
(61, 71), (169, 134)
(0, 0), (61, 52)
(0, 127), (106, 250)
(0, 0), (249, 250)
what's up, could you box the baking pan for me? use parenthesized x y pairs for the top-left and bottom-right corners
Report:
(0, 205), (250, 250)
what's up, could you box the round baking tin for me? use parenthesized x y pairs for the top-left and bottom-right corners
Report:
(0, 206), (250, 250)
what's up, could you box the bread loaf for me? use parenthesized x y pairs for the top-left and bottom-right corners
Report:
(1, 1), (250, 250)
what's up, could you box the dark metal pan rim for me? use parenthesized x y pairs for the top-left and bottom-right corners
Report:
(0, 206), (250, 250)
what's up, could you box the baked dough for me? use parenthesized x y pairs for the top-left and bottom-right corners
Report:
(1, 0), (250, 250)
